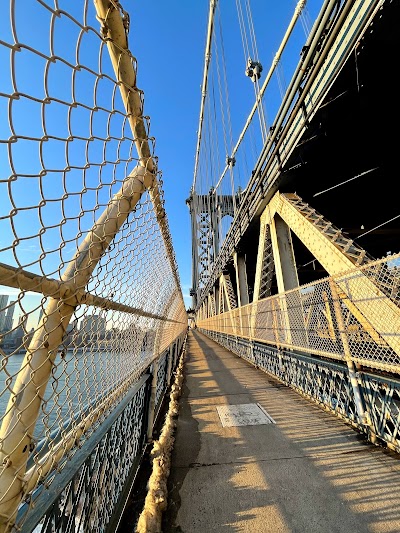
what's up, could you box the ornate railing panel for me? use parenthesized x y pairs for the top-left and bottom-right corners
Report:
(201, 329), (400, 453)
(15, 331), (186, 533)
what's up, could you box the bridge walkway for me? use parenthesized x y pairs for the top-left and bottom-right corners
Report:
(164, 330), (400, 532)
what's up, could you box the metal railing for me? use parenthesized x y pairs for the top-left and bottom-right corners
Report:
(198, 253), (400, 452)
(198, 253), (400, 374)
(17, 332), (186, 533)
(0, 1), (187, 531)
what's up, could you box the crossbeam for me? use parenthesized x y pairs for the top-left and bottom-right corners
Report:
(0, 263), (178, 323)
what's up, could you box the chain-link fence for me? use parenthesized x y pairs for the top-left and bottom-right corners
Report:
(0, 1), (187, 530)
(198, 253), (400, 374)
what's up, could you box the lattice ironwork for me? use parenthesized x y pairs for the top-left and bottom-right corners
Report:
(362, 373), (400, 453)
(19, 375), (149, 533)
(188, 191), (236, 303)
(155, 351), (168, 409)
(259, 225), (275, 300)
(223, 273), (237, 310)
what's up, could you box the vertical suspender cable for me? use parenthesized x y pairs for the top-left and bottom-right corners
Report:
(192, 0), (218, 191)
(214, 0), (308, 190)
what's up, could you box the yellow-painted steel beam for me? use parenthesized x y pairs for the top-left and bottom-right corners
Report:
(265, 192), (400, 356)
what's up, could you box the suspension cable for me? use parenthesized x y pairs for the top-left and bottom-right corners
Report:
(236, 0), (250, 62)
(241, 0), (268, 143)
(245, 0), (260, 61)
(214, 0), (308, 191)
(215, 4), (237, 212)
(193, 0), (218, 191)
(357, 214), (400, 240)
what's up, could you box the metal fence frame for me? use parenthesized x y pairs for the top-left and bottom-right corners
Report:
(15, 330), (186, 533)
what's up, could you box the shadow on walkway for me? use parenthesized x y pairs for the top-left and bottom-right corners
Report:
(163, 330), (400, 533)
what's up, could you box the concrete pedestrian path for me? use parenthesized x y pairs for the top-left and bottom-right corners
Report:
(164, 330), (400, 533)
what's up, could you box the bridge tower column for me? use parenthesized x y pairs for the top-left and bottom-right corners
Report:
(268, 215), (299, 293)
(254, 204), (307, 347)
(269, 215), (303, 346)
(233, 251), (249, 307)
(213, 284), (219, 315)
(188, 193), (199, 309)
(211, 193), (220, 264)
(187, 189), (236, 314)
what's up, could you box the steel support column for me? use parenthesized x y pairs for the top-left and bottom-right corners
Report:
(269, 215), (301, 346)
(233, 252), (249, 307)
(267, 192), (400, 356)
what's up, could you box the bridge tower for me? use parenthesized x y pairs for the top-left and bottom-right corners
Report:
(187, 189), (238, 308)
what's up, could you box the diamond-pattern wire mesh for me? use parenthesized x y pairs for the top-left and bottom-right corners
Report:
(0, 0), (187, 514)
(197, 253), (400, 374)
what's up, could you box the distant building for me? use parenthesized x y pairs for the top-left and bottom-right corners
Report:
(80, 314), (107, 340)
(0, 295), (8, 332)
(37, 307), (44, 326)
(66, 319), (78, 334)
(4, 300), (16, 333)
(63, 319), (79, 348)
(13, 315), (28, 352)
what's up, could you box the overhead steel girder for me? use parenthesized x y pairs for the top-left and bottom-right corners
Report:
(262, 192), (400, 356)
(197, 0), (383, 308)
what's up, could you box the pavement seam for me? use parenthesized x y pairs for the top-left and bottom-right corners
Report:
(182, 386), (283, 399)
(172, 448), (375, 470)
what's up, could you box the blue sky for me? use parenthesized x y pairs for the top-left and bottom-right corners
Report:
(128, 0), (321, 306)
(0, 0), (323, 323)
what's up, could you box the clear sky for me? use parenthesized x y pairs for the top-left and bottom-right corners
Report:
(0, 0), (323, 324)
(126, 0), (321, 307)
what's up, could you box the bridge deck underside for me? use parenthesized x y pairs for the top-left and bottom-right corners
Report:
(165, 331), (400, 533)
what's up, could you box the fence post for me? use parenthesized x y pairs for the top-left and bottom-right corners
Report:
(146, 359), (159, 440)
(166, 343), (174, 387)
(271, 298), (285, 376)
(329, 279), (375, 437)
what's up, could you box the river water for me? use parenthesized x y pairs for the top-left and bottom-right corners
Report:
(0, 350), (139, 442)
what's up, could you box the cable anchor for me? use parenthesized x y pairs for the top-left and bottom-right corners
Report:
(245, 57), (263, 82)
(226, 156), (236, 168)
